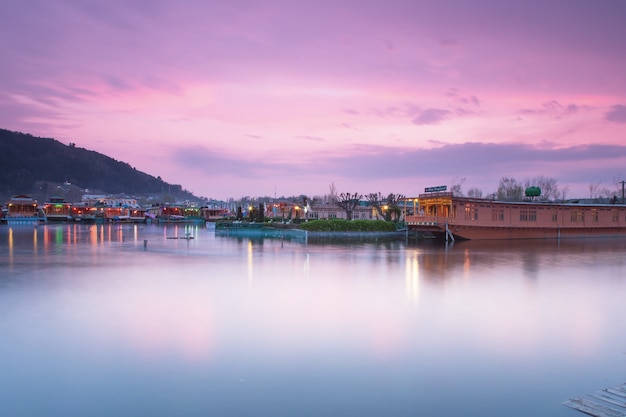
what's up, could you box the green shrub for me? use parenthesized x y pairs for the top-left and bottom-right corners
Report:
(299, 219), (396, 232)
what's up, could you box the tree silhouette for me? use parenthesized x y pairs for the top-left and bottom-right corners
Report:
(367, 192), (405, 221)
(496, 177), (524, 201)
(331, 187), (362, 220)
(366, 192), (385, 219)
(384, 193), (406, 221)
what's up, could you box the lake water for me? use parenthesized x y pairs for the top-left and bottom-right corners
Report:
(1, 223), (624, 417)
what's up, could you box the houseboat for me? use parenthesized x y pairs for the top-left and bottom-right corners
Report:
(5, 195), (46, 225)
(153, 205), (186, 223)
(70, 202), (100, 223)
(129, 207), (148, 223)
(103, 206), (131, 222)
(148, 204), (204, 223)
(405, 191), (626, 241)
(43, 197), (72, 222)
(182, 206), (204, 223)
(201, 207), (230, 221)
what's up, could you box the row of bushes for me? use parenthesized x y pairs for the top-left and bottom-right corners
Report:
(299, 219), (397, 232)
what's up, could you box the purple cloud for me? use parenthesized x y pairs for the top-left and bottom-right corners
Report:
(605, 105), (626, 123)
(519, 101), (589, 119)
(169, 141), (626, 197)
(412, 108), (451, 125)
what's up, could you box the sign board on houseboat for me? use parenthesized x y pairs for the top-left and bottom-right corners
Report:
(424, 186), (447, 193)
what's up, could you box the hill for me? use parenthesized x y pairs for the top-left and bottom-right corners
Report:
(0, 128), (198, 203)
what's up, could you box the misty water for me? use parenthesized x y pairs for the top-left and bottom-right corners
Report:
(1, 223), (625, 417)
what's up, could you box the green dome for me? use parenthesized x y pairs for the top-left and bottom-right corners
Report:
(525, 186), (541, 197)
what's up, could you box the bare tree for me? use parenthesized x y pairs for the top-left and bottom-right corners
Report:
(384, 193), (406, 221)
(366, 192), (385, 219)
(614, 177), (626, 203)
(317, 182), (339, 205)
(334, 192), (363, 220)
(467, 187), (483, 198)
(450, 177), (466, 196)
(496, 177), (524, 201)
(329, 183), (338, 200)
(558, 185), (569, 200)
(588, 181), (610, 199)
(366, 192), (406, 221)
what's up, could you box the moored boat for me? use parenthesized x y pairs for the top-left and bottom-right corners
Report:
(406, 191), (626, 241)
(43, 196), (72, 222)
(201, 207), (230, 221)
(70, 202), (100, 222)
(182, 206), (204, 223)
(155, 205), (185, 223)
(103, 206), (131, 222)
(5, 195), (47, 225)
(151, 204), (205, 223)
(129, 207), (148, 223)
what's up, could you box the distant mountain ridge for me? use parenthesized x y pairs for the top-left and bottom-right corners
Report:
(0, 128), (197, 202)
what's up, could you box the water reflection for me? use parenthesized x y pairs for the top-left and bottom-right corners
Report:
(1, 223), (210, 248)
(404, 253), (420, 305)
(1, 225), (625, 417)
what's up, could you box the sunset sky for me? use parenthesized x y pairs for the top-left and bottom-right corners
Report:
(2, 0), (625, 200)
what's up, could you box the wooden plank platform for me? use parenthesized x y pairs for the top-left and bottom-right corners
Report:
(564, 383), (626, 417)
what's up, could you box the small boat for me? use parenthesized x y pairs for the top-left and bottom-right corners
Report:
(166, 234), (195, 240)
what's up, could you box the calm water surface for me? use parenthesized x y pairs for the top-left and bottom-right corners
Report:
(1, 223), (624, 417)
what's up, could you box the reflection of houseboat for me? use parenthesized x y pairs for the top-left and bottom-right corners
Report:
(406, 192), (626, 241)
(5, 195), (47, 224)
(43, 197), (72, 222)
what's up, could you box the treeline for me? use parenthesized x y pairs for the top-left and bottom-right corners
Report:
(455, 176), (623, 201)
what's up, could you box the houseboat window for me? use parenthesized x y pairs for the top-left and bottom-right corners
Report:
(519, 210), (537, 222)
(591, 209), (599, 222)
(611, 210), (619, 222)
(464, 205), (478, 221)
(551, 209), (558, 222)
(570, 210), (584, 222)
(492, 209), (504, 221)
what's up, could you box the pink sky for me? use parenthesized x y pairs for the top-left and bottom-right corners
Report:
(2, 0), (626, 200)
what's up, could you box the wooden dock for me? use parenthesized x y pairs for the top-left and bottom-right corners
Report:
(564, 383), (626, 417)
